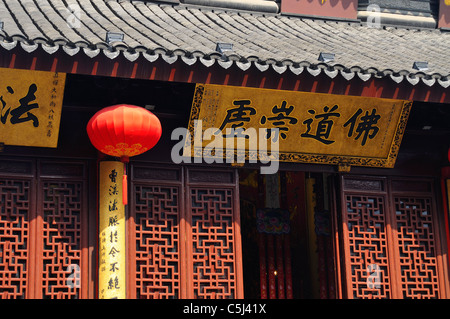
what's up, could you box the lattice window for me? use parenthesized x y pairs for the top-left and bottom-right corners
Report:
(134, 185), (181, 299)
(394, 196), (440, 298)
(344, 195), (391, 299)
(189, 188), (237, 299)
(0, 179), (30, 299)
(41, 181), (83, 299)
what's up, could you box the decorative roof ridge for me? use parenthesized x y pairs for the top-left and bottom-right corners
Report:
(1, 36), (449, 88)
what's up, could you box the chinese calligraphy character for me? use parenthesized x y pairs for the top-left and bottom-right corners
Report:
(109, 199), (118, 212)
(110, 262), (119, 273)
(10, 84), (39, 127)
(108, 276), (120, 289)
(109, 247), (120, 258)
(109, 215), (119, 226)
(109, 230), (118, 243)
(0, 86), (14, 124)
(260, 100), (298, 141)
(301, 105), (340, 145)
(218, 99), (256, 137)
(109, 184), (118, 196)
(344, 108), (381, 146)
(0, 84), (40, 127)
(109, 169), (117, 183)
(47, 106), (53, 139)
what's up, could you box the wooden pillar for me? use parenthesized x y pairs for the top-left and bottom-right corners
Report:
(306, 177), (320, 298)
(441, 167), (450, 270)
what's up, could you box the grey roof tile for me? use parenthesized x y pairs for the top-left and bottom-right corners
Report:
(0, 0), (24, 39)
(22, 0), (63, 41)
(4, 0), (45, 41)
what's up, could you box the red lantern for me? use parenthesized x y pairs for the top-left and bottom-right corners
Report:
(86, 104), (162, 204)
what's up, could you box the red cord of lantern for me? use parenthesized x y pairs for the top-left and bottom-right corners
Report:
(120, 155), (129, 205)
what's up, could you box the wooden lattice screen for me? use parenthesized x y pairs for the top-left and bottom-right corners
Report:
(0, 158), (90, 299)
(128, 165), (243, 299)
(339, 176), (449, 299)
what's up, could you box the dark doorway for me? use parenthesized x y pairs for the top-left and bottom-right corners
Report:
(239, 169), (337, 299)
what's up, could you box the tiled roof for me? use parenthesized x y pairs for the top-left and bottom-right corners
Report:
(0, 0), (449, 88)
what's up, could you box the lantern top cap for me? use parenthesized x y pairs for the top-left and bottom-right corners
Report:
(101, 104), (145, 110)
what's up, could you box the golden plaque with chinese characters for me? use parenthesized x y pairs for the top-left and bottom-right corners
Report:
(0, 67), (66, 148)
(185, 84), (412, 169)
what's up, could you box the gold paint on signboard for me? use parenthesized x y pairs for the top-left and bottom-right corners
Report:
(99, 161), (126, 299)
(184, 84), (412, 169)
(0, 67), (66, 148)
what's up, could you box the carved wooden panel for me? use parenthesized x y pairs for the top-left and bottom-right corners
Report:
(343, 194), (391, 298)
(188, 170), (234, 184)
(133, 184), (181, 299)
(40, 181), (84, 299)
(0, 179), (31, 299)
(189, 187), (237, 298)
(393, 196), (440, 298)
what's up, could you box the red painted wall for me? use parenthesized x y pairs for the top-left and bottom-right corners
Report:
(439, 0), (450, 28)
(281, 0), (358, 20)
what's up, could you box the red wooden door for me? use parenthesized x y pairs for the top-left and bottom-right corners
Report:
(339, 175), (449, 299)
(128, 164), (243, 298)
(0, 158), (92, 299)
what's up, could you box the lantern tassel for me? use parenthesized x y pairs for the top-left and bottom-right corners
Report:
(121, 156), (129, 206)
(123, 174), (128, 206)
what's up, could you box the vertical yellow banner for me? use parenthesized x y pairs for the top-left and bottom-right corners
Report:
(99, 161), (126, 299)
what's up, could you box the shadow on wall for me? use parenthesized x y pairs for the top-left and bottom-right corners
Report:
(440, 0), (450, 26)
(306, 0), (356, 10)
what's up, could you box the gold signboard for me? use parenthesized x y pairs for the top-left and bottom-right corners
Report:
(99, 161), (126, 299)
(0, 67), (66, 148)
(184, 84), (412, 169)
